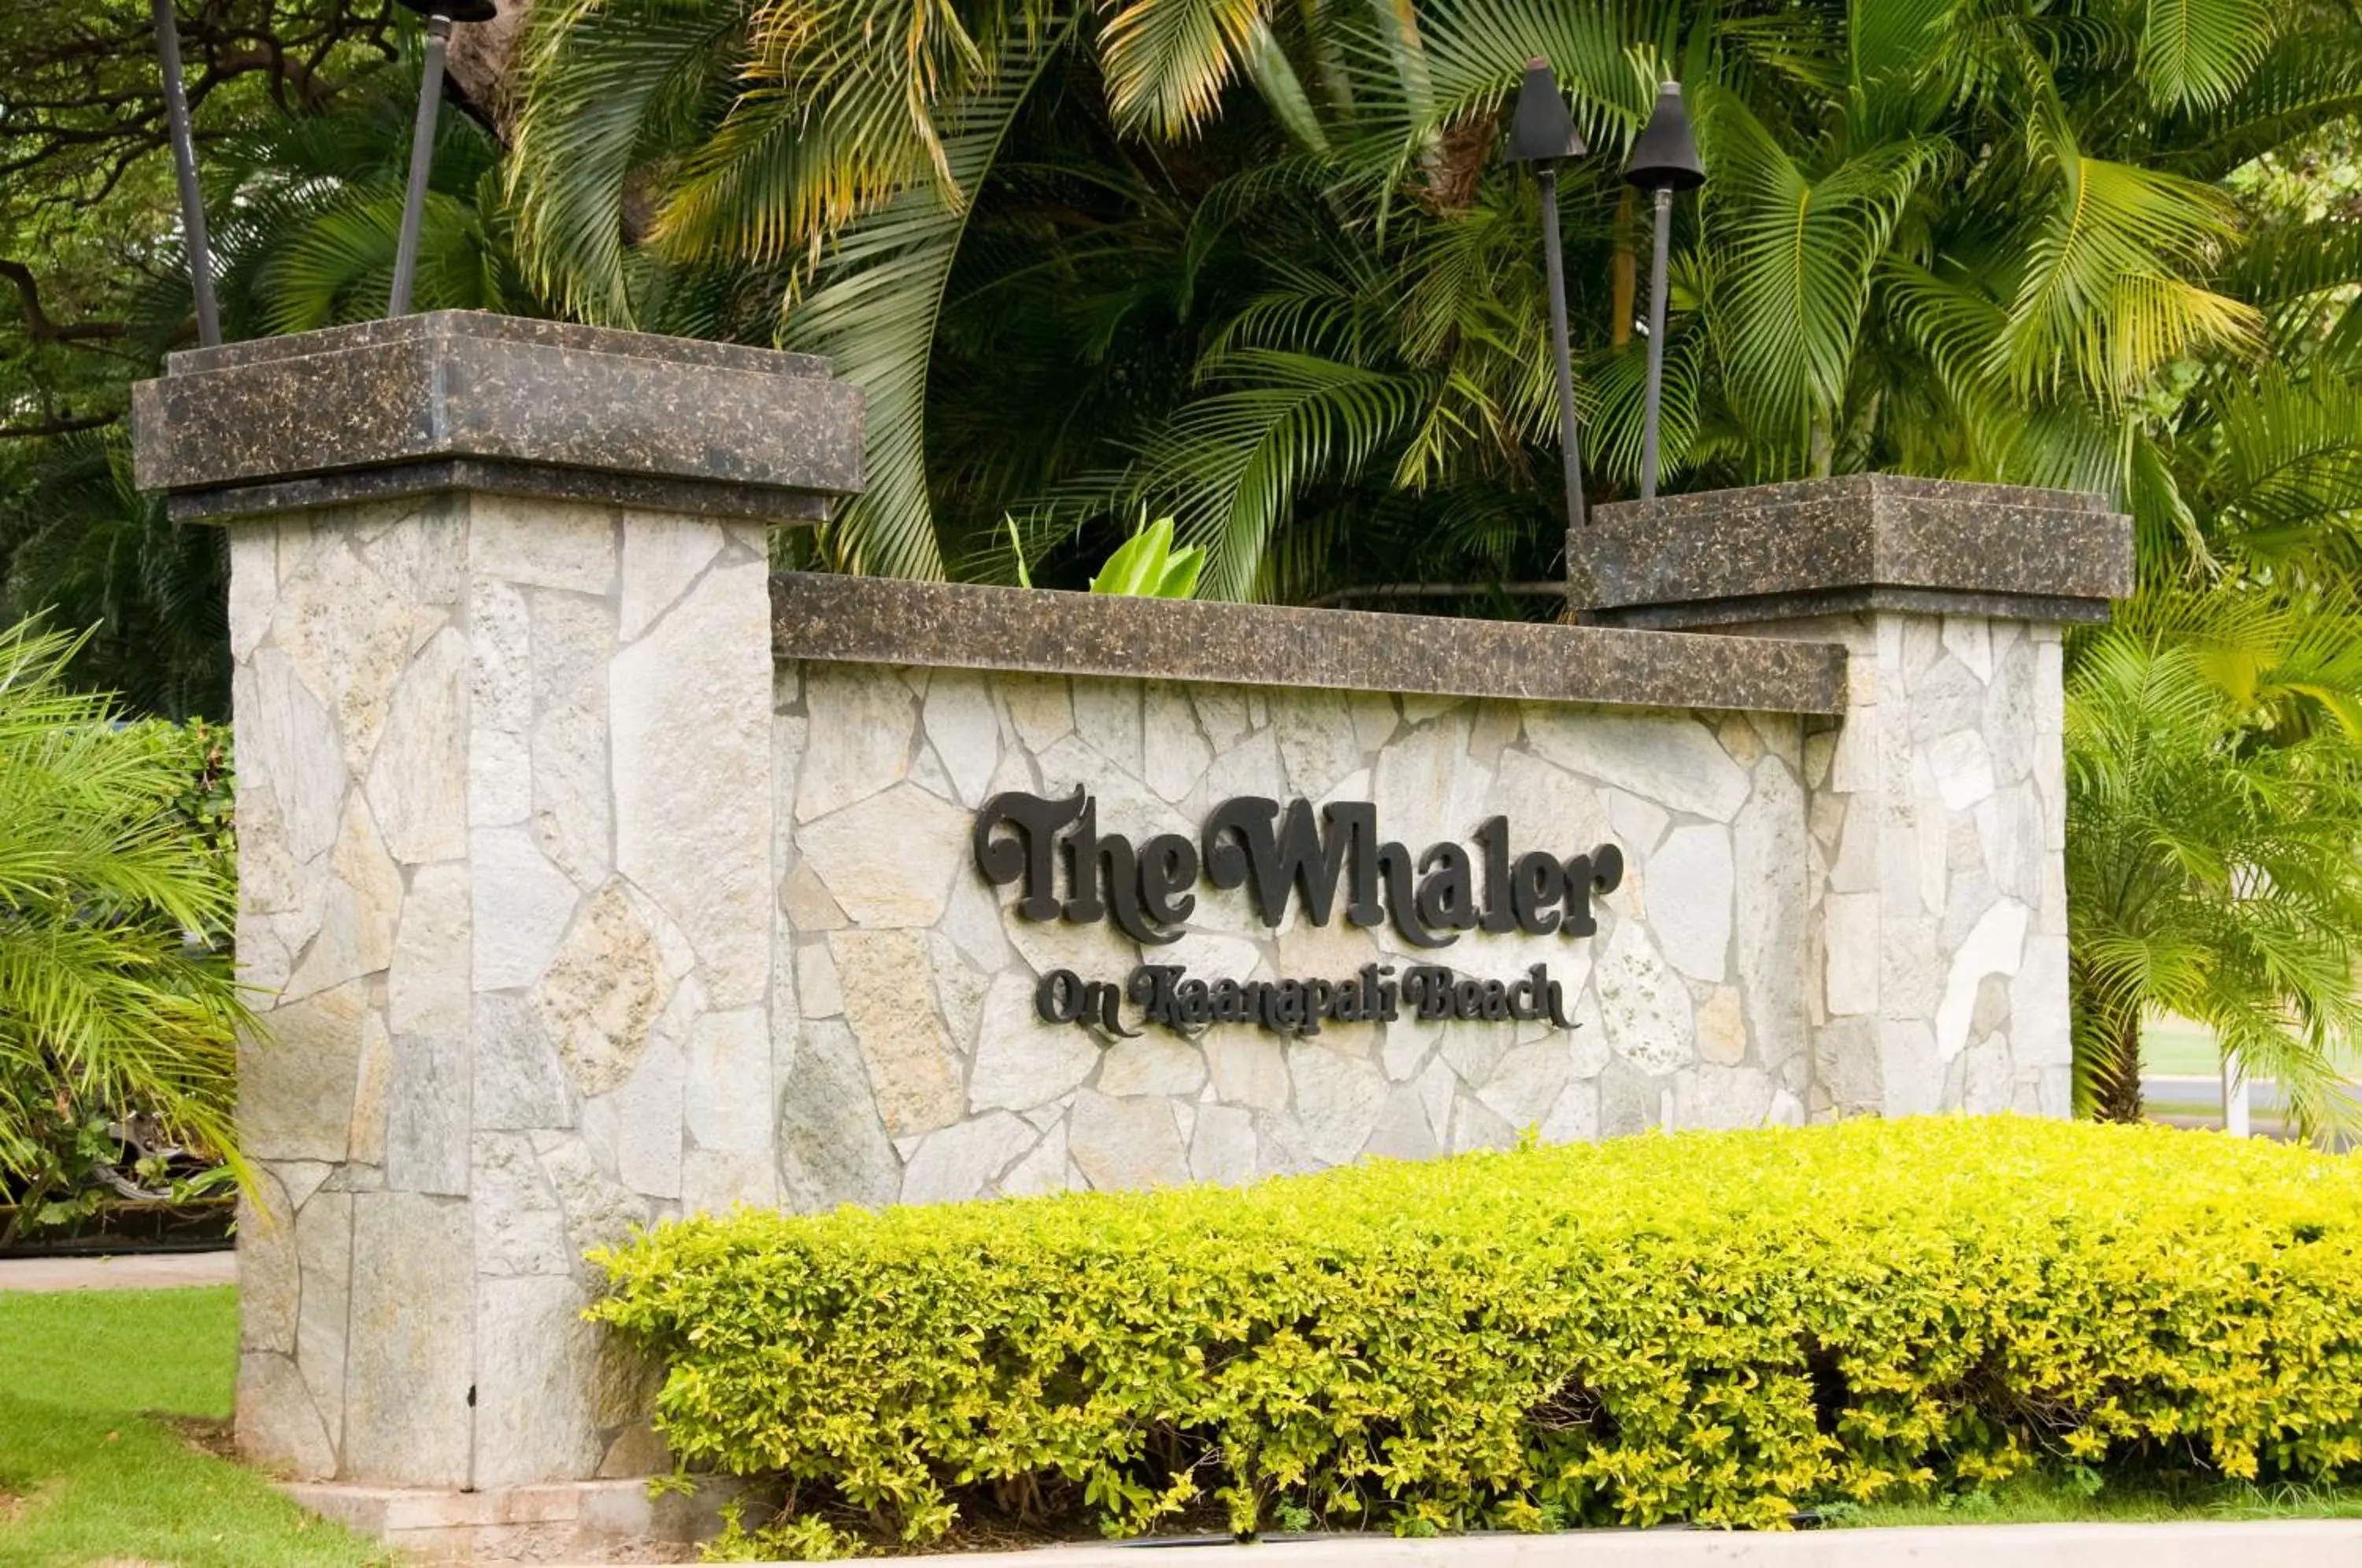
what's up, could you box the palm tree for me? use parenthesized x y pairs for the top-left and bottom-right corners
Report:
(2065, 590), (2362, 1136)
(503, 0), (2362, 601)
(0, 620), (248, 1241)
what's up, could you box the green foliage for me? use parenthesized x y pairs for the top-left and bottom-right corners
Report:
(2065, 591), (2362, 1132)
(506, 0), (2362, 602)
(1, 24), (537, 719)
(1087, 515), (1205, 597)
(591, 1118), (2362, 1556)
(0, 621), (249, 1237)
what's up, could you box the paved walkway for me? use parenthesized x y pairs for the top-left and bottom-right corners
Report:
(0, 1248), (237, 1292)
(681, 1520), (2362, 1568)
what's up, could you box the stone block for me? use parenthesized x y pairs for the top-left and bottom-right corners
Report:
(1285, 1043), (1387, 1166)
(473, 1274), (606, 1487)
(1068, 1090), (1190, 1189)
(798, 782), (975, 928)
(535, 878), (674, 1097)
(294, 1189), (354, 1425)
(137, 312), (862, 516)
(900, 1112), (1038, 1204)
(776, 1020), (901, 1212)
(612, 553), (775, 1007)
(388, 862), (470, 1037)
(1648, 824), (1735, 982)
(1595, 923), (1692, 1075)
(832, 930), (964, 1137)
(474, 993), (579, 1132)
(473, 827), (580, 993)
(242, 983), (367, 1163)
(237, 1351), (338, 1481)
(969, 971), (1100, 1112)
(343, 1192), (473, 1486)
(386, 1029), (472, 1196)
(1579, 474), (2130, 626)
(366, 627), (469, 864)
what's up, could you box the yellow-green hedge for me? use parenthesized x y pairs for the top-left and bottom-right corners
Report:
(590, 1118), (2362, 1552)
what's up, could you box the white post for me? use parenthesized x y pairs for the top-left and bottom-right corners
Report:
(2221, 1050), (2252, 1138)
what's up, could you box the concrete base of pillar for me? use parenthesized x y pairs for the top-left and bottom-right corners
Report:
(280, 1477), (749, 1563)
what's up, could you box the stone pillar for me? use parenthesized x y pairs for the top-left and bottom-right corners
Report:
(1575, 476), (2132, 1122)
(132, 313), (861, 1492)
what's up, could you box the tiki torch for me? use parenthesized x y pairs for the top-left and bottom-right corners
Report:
(1504, 59), (1591, 534)
(1623, 82), (1705, 501)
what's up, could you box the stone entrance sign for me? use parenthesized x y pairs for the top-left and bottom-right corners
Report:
(134, 312), (2128, 1555)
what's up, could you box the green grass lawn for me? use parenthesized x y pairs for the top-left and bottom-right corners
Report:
(1838, 1472), (2362, 1528)
(2143, 1013), (2223, 1077)
(0, 1286), (392, 1568)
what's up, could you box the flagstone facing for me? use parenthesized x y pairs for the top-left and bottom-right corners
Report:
(223, 490), (778, 1488)
(222, 499), (2077, 1495)
(142, 319), (2108, 1521)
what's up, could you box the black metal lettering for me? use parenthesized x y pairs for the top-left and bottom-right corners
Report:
(1137, 833), (1199, 930)
(1560, 843), (1625, 939)
(1453, 977), (1485, 1018)
(1036, 967), (1086, 1023)
(1203, 797), (1354, 926)
(1511, 851), (1566, 935)
(1538, 965), (1576, 1027)
(1560, 853), (1597, 937)
(1128, 964), (1183, 1026)
(1083, 978), (1138, 1039)
(1301, 978), (1335, 1034)
(1475, 815), (1519, 933)
(1480, 978), (1512, 1019)
(1415, 841), (1480, 933)
(1376, 841), (1453, 949)
(976, 789), (1087, 920)
(1211, 977), (1246, 1023)
(1405, 966), (1453, 1019)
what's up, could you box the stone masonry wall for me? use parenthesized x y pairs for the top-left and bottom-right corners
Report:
(228, 491), (777, 1491)
(1752, 613), (2072, 1121)
(222, 486), (2075, 1500)
(768, 665), (1816, 1208)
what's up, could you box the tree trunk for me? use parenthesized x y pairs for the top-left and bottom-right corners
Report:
(446, 0), (535, 143)
(1611, 186), (1635, 352)
(2090, 1007), (2145, 1123)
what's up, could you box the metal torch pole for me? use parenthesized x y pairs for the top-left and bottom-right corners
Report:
(150, 0), (220, 347)
(1537, 166), (1586, 532)
(1639, 183), (1672, 501)
(388, 13), (453, 317)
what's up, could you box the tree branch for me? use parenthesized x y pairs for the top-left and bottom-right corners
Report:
(0, 412), (122, 440)
(0, 259), (131, 343)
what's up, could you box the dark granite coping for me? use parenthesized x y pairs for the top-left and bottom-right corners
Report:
(771, 573), (1848, 716)
(164, 309), (830, 379)
(1577, 473), (2133, 627)
(132, 310), (863, 503)
(164, 458), (839, 527)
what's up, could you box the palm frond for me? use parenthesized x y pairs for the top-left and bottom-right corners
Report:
(509, 0), (753, 324)
(2139, 0), (2279, 112)
(784, 23), (1079, 579)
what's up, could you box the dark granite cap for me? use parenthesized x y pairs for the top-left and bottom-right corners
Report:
(1575, 474), (2133, 628)
(772, 572), (1847, 716)
(132, 310), (863, 521)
